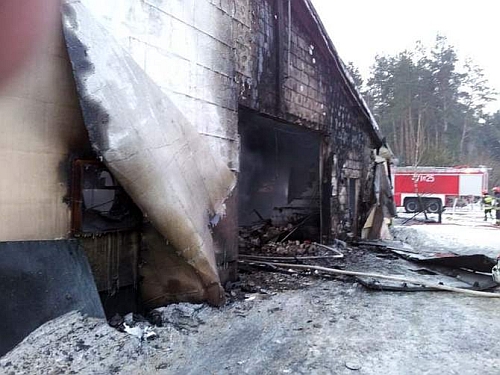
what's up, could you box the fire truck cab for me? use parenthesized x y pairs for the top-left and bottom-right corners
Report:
(393, 166), (489, 213)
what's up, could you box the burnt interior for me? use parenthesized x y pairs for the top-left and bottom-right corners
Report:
(238, 112), (321, 243)
(71, 160), (142, 234)
(70, 160), (142, 318)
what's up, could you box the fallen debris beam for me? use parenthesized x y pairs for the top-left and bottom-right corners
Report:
(239, 261), (500, 298)
(239, 254), (343, 261)
(312, 242), (344, 258)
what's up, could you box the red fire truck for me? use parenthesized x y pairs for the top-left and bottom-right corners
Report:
(393, 166), (489, 213)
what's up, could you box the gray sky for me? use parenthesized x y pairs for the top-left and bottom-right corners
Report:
(310, 0), (500, 112)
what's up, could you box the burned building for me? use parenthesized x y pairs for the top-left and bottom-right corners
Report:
(0, 0), (385, 354)
(236, 0), (383, 239)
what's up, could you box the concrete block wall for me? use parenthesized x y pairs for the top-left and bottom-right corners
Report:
(80, 0), (240, 170)
(282, 18), (333, 131)
(235, 0), (277, 114)
(233, 0), (372, 145)
(236, 0), (340, 133)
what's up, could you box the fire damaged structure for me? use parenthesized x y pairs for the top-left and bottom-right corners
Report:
(0, 0), (388, 354)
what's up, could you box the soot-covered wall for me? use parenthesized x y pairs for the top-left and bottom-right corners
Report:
(235, 0), (380, 237)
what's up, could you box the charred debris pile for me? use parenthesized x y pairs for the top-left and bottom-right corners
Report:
(237, 216), (348, 289)
(239, 217), (344, 259)
(234, 218), (500, 299)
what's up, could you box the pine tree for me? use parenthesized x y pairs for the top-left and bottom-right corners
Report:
(362, 34), (497, 168)
(459, 59), (496, 157)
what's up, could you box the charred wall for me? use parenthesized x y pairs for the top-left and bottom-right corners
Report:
(235, 0), (378, 237)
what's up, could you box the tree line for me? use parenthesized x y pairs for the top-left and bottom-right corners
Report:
(347, 35), (500, 184)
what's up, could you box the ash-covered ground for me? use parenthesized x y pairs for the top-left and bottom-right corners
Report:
(3, 205), (500, 375)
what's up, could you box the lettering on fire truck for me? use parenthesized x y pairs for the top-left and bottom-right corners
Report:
(411, 174), (435, 183)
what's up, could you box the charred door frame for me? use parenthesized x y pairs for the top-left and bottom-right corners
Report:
(70, 159), (141, 315)
(70, 159), (99, 234)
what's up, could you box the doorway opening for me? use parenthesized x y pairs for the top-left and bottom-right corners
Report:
(238, 111), (322, 253)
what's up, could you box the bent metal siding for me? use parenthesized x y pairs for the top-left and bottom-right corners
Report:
(63, 1), (236, 306)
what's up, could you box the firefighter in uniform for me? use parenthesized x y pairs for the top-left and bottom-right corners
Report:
(482, 190), (494, 221)
(493, 187), (500, 225)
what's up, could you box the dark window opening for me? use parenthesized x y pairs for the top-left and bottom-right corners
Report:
(71, 160), (142, 235)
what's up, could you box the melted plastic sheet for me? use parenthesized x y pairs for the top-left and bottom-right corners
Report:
(62, 2), (236, 305)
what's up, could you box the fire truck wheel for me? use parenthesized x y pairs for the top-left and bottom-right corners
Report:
(404, 199), (418, 213)
(426, 199), (441, 213)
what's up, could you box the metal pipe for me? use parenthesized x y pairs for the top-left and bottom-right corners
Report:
(312, 242), (344, 258)
(239, 254), (344, 261)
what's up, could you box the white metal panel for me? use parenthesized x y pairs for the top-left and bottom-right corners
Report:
(459, 174), (483, 195)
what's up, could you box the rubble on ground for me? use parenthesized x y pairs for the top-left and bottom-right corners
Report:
(239, 220), (343, 259)
(0, 303), (218, 375)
